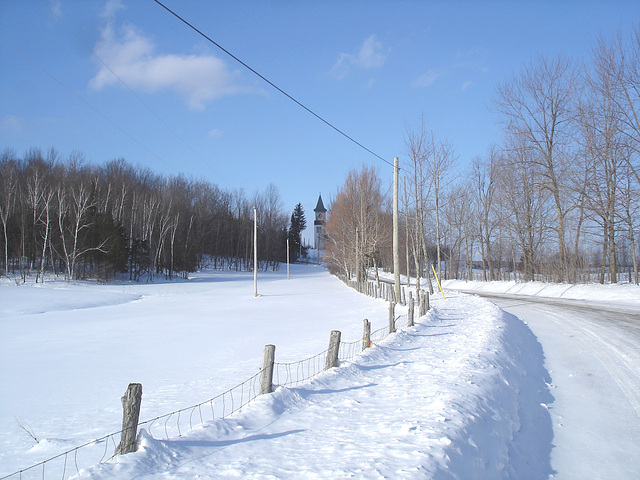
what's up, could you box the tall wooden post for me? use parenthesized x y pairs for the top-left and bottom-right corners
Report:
(355, 227), (360, 283)
(393, 157), (401, 304)
(408, 291), (414, 327)
(259, 344), (276, 395)
(116, 383), (142, 455)
(388, 302), (396, 334)
(286, 237), (290, 280)
(362, 319), (371, 350)
(325, 330), (341, 370)
(253, 207), (258, 297)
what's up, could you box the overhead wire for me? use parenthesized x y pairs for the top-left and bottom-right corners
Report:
(152, 0), (396, 169)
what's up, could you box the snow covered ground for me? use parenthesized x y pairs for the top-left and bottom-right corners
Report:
(0, 266), (636, 478)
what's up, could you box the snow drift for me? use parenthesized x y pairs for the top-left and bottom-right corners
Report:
(76, 294), (553, 479)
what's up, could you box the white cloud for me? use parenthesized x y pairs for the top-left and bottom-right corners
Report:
(101, 0), (124, 21)
(412, 69), (445, 88)
(207, 128), (223, 138)
(49, 0), (63, 18)
(331, 35), (389, 78)
(90, 18), (251, 110)
(462, 80), (473, 91)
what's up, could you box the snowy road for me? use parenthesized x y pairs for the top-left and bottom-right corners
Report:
(464, 292), (640, 479)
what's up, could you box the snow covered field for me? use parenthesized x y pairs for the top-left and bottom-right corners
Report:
(0, 266), (637, 478)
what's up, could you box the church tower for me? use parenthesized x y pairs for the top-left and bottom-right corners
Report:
(314, 194), (327, 250)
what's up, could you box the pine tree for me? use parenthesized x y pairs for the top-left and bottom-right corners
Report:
(287, 203), (307, 262)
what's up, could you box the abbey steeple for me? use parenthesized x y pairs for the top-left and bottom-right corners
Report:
(313, 194), (326, 250)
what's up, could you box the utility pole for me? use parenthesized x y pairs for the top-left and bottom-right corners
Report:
(393, 156), (401, 303)
(286, 237), (290, 280)
(254, 207), (258, 297)
(355, 227), (360, 283)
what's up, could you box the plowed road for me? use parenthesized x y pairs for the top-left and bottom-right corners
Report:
(453, 290), (640, 480)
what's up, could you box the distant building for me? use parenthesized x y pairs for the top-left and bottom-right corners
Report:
(314, 194), (327, 250)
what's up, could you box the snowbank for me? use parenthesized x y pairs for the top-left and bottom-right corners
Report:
(443, 278), (640, 310)
(76, 294), (553, 479)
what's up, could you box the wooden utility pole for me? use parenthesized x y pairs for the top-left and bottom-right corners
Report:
(355, 227), (360, 283)
(286, 237), (290, 280)
(393, 157), (401, 304)
(254, 207), (258, 297)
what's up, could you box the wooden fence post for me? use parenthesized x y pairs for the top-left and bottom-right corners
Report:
(362, 319), (371, 350)
(425, 289), (430, 311)
(325, 330), (341, 370)
(116, 383), (142, 455)
(388, 302), (396, 334)
(408, 291), (414, 327)
(259, 344), (276, 395)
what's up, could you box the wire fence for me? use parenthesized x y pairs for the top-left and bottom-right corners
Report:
(1, 276), (417, 480)
(139, 369), (263, 441)
(274, 350), (328, 388)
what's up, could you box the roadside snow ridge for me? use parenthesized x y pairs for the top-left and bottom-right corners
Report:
(79, 293), (553, 479)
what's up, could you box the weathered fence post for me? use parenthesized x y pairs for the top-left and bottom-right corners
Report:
(408, 291), (414, 327)
(325, 330), (341, 370)
(116, 383), (142, 455)
(362, 319), (371, 350)
(402, 286), (406, 305)
(419, 289), (430, 314)
(259, 344), (276, 395)
(388, 302), (396, 334)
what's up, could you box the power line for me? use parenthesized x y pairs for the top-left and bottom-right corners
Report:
(152, 0), (395, 169)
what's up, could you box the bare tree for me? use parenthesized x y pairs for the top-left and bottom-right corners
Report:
(324, 165), (390, 282)
(427, 134), (457, 279)
(403, 118), (434, 292)
(472, 149), (500, 281)
(0, 150), (19, 276)
(495, 55), (578, 281)
(499, 136), (551, 281)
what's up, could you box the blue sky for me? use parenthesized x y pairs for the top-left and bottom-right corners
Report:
(1, 1), (639, 243)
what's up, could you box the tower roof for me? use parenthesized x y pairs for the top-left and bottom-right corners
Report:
(314, 194), (326, 213)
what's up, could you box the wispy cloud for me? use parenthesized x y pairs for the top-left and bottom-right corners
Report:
(90, 5), (252, 110)
(207, 128), (223, 139)
(462, 80), (473, 91)
(0, 115), (25, 135)
(48, 0), (63, 18)
(412, 69), (445, 88)
(100, 0), (123, 20)
(331, 35), (389, 79)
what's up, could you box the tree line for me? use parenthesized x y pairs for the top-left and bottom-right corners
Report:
(324, 27), (640, 286)
(0, 149), (305, 282)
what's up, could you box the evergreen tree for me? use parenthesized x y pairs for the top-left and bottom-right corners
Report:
(287, 203), (307, 262)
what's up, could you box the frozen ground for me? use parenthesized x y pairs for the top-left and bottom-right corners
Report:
(0, 267), (637, 478)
